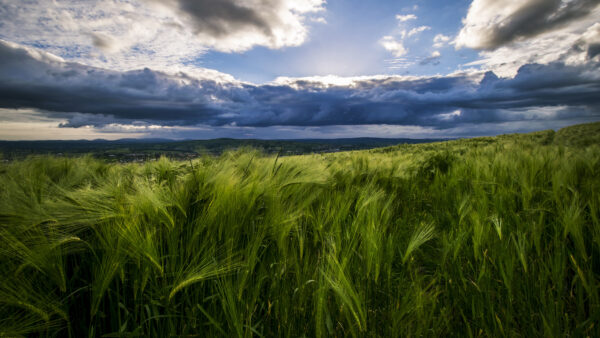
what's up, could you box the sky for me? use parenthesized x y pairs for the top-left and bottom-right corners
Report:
(0, 0), (599, 140)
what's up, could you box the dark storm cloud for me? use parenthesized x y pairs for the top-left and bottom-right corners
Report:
(170, 0), (271, 37)
(458, 0), (600, 49)
(589, 43), (600, 59)
(0, 40), (599, 130)
(146, 0), (292, 39)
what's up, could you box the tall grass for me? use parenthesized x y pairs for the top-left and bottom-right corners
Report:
(1, 123), (599, 337)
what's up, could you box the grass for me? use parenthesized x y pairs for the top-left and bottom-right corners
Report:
(0, 122), (599, 337)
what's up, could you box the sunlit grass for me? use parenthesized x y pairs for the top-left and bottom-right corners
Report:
(1, 123), (599, 336)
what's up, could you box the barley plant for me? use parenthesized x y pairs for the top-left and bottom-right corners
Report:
(1, 123), (599, 337)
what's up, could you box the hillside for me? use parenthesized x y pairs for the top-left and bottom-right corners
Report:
(1, 122), (599, 337)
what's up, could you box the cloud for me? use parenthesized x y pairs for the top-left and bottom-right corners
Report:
(381, 14), (430, 59)
(1, 40), (599, 135)
(396, 14), (417, 22)
(433, 34), (450, 48)
(0, 108), (144, 140)
(420, 51), (441, 66)
(456, 0), (600, 77)
(310, 17), (328, 24)
(456, 0), (600, 50)
(0, 0), (324, 74)
(405, 26), (431, 38)
(464, 12), (600, 77)
(148, 0), (325, 52)
(579, 22), (600, 59)
(90, 33), (123, 54)
(0, 0), (205, 72)
(380, 36), (408, 57)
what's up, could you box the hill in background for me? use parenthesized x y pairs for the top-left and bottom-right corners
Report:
(0, 137), (445, 162)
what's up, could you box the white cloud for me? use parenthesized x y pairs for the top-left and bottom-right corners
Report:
(406, 26), (431, 38)
(273, 74), (420, 88)
(380, 36), (408, 57)
(456, 0), (600, 49)
(419, 50), (441, 65)
(384, 57), (418, 70)
(437, 109), (461, 121)
(381, 13), (430, 59)
(465, 10), (600, 76)
(148, 0), (325, 53)
(310, 17), (328, 24)
(0, 0), (324, 74)
(433, 34), (451, 48)
(0, 0), (205, 72)
(396, 14), (417, 22)
(457, 0), (600, 77)
(579, 22), (600, 59)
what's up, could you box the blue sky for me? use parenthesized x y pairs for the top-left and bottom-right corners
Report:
(200, 0), (478, 83)
(0, 0), (599, 140)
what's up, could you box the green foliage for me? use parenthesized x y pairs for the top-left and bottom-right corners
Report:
(1, 123), (600, 337)
(416, 151), (456, 180)
(554, 121), (600, 147)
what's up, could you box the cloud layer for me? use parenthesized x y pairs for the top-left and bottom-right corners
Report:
(455, 0), (600, 77)
(1, 40), (598, 133)
(0, 0), (324, 73)
(456, 0), (600, 50)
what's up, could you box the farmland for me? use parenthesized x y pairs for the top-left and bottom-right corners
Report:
(1, 122), (599, 337)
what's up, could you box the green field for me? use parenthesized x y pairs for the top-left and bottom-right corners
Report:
(1, 123), (599, 337)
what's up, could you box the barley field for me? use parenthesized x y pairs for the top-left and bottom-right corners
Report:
(1, 123), (599, 337)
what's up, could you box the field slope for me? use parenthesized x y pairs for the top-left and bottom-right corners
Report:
(1, 122), (599, 337)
